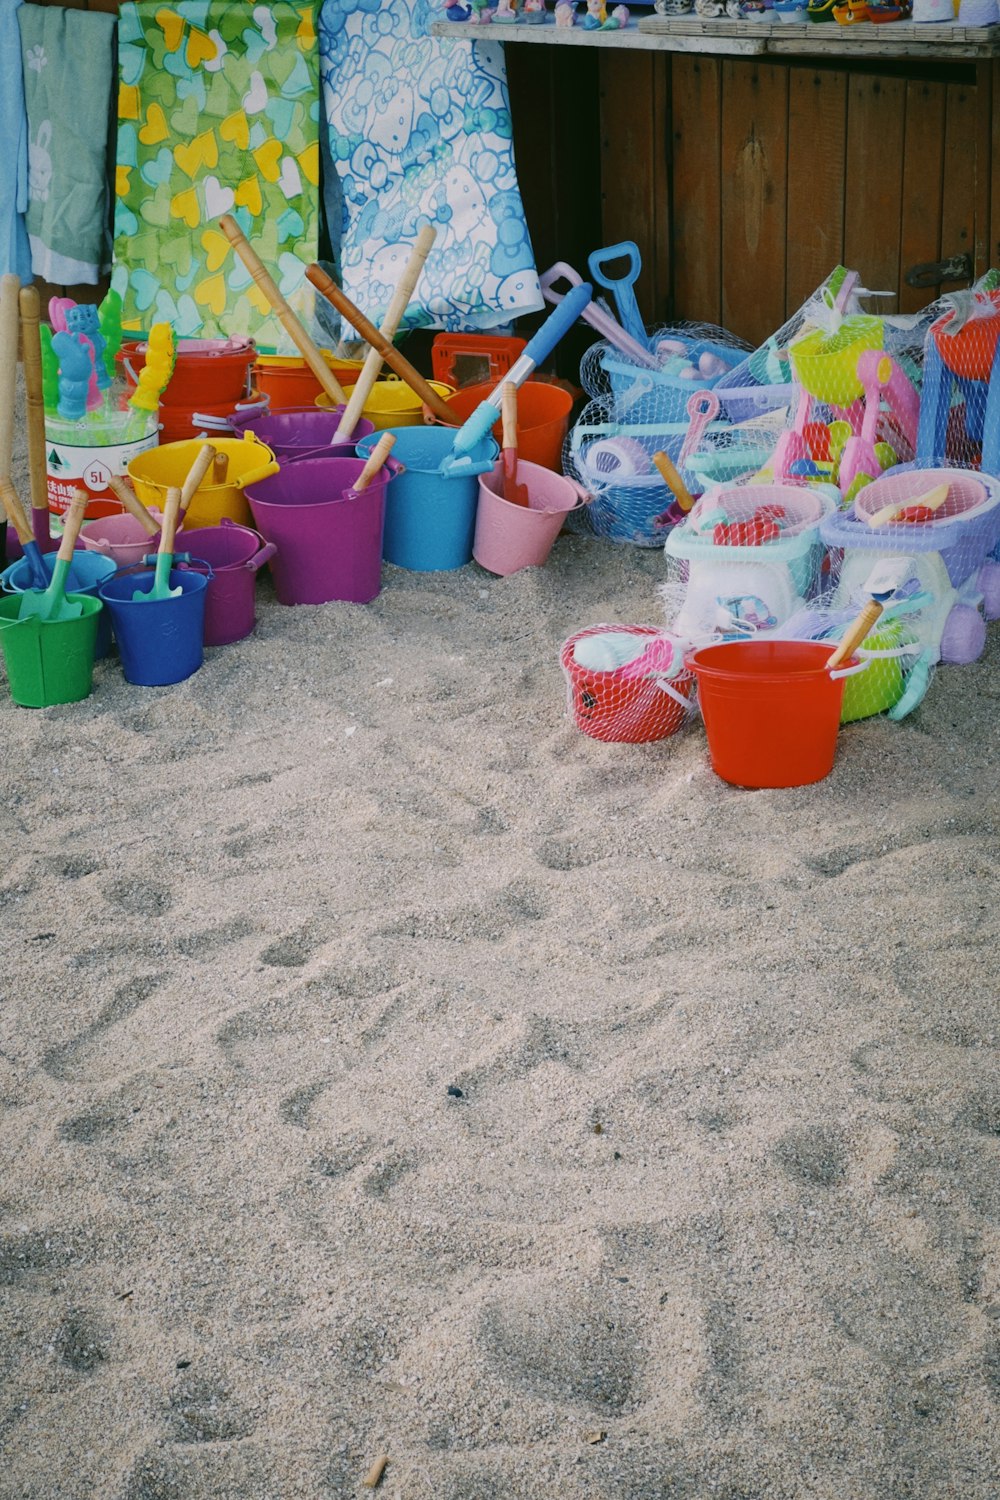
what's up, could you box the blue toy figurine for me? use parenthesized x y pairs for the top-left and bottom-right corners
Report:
(67, 304), (110, 392)
(51, 330), (95, 421)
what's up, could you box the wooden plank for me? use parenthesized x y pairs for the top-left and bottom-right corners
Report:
(940, 76), (977, 287)
(898, 76), (945, 311)
(993, 60), (1000, 268)
(719, 59), (788, 345)
(843, 71), (905, 301)
(972, 60), (992, 277)
(786, 66), (847, 316)
(670, 57), (722, 325)
(598, 53), (670, 324)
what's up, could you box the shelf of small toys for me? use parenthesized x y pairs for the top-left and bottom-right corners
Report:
(433, 8), (1000, 54)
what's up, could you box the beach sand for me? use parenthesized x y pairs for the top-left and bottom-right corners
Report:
(1, 378), (998, 1499)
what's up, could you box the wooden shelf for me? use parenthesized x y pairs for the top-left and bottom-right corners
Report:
(432, 14), (1000, 57)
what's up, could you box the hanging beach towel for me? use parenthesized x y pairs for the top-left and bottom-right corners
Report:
(112, 1), (323, 351)
(1, 0), (31, 282)
(319, 0), (542, 332)
(16, 3), (117, 285)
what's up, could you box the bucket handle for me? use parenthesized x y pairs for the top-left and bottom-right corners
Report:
(245, 542), (277, 573)
(107, 558), (216, 582)
(828, 657), (871, 680)
(652, 674), (696, 711)
(233, 459), (281, 490)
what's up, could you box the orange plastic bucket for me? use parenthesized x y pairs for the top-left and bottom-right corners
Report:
(688, 640), (858, 788)
(254, 353), (365, 409)
(434, 380), (574, 472)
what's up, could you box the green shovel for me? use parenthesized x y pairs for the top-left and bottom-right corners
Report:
(132, 484), (182, 601)
(17, 488), (90, 622)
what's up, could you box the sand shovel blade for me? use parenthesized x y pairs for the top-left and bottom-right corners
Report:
(17, 556), (84, 621)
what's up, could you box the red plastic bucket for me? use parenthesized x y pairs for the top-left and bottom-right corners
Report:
(117, 338), (256, 409)
(688, 639), (856, 788)
(561, 625), (695, 744)
(254, 353), (364, 409)
(434, 380), (573, 472)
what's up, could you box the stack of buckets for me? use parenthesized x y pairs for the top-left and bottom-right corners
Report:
(116, 337), (259, 445)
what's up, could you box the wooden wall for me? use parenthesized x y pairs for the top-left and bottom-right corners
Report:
(510, 48), (1000, 349)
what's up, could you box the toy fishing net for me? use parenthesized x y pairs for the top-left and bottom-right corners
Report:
(560, 624), (696, 744)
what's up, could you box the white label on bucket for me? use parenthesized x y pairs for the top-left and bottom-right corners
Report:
(46, 429), (160, 511)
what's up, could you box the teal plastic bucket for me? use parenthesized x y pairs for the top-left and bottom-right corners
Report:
(1, 550), (115, 658)
(356, 426), (498, 572)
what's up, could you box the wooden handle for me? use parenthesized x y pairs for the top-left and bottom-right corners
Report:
(18, 286), (48, 514)
(867, 482), (950, 528)
(179, 442), (217, 513)
(158, 486), (181, 557)
(652, 451), (695, 513)
(57, 488), (90, 562)
(352, 433), (395, 493)
(501, 383), (518, 453)
(334, 224), (437, 442)
(0, 273), (20, 482)
(827, 599), (884, 669)
(218, 215), (346, 406)
(305, 264), (455, 424)
(362, 1456), (388, 1490)
(0, 476), (33, 545)
(212, 451), (229, 484)
(106, 474), (160, 537)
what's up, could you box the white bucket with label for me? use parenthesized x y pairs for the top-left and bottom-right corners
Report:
(45, 411), (159, 520)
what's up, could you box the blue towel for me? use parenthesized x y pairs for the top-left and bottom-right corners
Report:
(17, 3), (117, 285)
(319, 0), (542, 332)
(0, 0), (31, 281)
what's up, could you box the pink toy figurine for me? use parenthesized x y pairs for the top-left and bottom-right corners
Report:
(555, 0), (577, 20)
(494, 0), (518, 20)
(604, 3), (630, 22)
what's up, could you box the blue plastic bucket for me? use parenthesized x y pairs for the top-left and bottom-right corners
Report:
(1, 549), (115, 658)
(356, 426), (498, 572)
(98, 569), (209, 686)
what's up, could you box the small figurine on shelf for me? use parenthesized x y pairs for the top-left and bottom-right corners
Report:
(581, 0), (606, 25)
(555, 0), (577, 21)
(469, 0), (496, 19)
(444, 0), (473, 17)
(523, 0), (547, 19)
(494, 0), (518, 20)
(602, 3), (630, 22)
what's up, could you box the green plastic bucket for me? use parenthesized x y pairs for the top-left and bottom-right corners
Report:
(0, 594), (102, 708)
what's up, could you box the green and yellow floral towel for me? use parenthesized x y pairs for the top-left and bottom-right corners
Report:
(112, 1), (321, 352)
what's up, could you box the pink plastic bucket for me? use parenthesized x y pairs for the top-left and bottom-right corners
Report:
(474, 461), (587, 576)
(177, 521), (276, 646)
(244, 456), (392, 606)
(78, 512), (159, 569)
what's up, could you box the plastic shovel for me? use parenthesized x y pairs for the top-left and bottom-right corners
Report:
(501, 384), (528, 507)
(539, 261), (659, 370)
(826, 560), (913, 668)
(586, 241), (647, 346)
(678, 390), (722, 470)
(18, 488), (89, 621)
(0, 477), (49, 589)
(132, 486), (182, 601)
(440, 281), (592, 474)
(652, 450), (696, 527)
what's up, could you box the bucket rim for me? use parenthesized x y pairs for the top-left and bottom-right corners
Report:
(686, 639), (859, 681)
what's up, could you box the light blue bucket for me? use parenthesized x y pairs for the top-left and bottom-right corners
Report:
(356, 426), (498, 572)
(1, 549), (116, 658)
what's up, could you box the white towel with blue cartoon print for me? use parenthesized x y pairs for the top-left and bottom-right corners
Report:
(319, 0), (542, 332)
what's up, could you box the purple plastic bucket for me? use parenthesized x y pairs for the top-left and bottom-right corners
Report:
(244, 455), (391, 605)
(227, 405), (376, 460)
(177, 520), (276, 646)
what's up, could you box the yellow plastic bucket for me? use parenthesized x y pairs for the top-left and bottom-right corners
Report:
(128, 435), (279, 529)
(789, 316), (883, 405)
(316, 377), (455, 430)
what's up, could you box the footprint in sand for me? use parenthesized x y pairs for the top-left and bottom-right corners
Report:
(55, 1307), (111, 1372)
(104, 879), (174, 918)
(773, 1125), (849, 1188)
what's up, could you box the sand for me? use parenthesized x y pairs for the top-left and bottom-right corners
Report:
(1, 375), (999, 1500)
